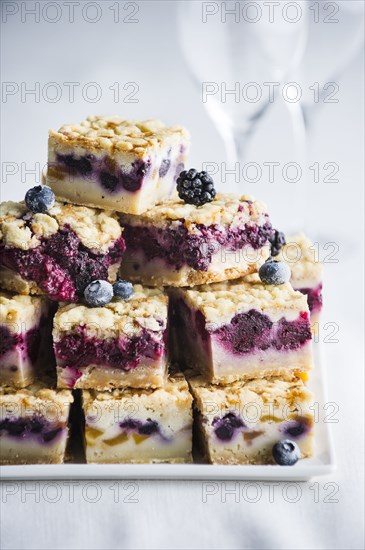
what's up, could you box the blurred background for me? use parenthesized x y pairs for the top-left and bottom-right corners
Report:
(1, 3), (364, 549)
(1, 0), (364, 239)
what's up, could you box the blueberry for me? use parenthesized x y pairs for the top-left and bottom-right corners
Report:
(120, 419), (139, 430)
(139, 419), (159, 435)
(5, 419), (27, 436)
(60, 154), (92, 175)
(284, 417), (310, 438)
(42, 427), (62, 443)
(84, 280), (113, 307)
(25, 185), (55, 213)
(272, 439), (300, 466)
(29, 418), (44, 433)
(215, 423), (234, 441)
(214, 413), (245, 441)
(259, 260), (291, 285)
(113, 279), (134, 301)
(100, 172), (119, 192)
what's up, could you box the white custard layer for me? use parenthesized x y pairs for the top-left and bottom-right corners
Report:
(189, 374), (314, 465)
(198, 417), (313, 465)
(205, 342), (312, 384)
(0, 292), (49, 387)
(85, 431), (192, 464)
(171, 280), (313, 383)
(175, 326), (312, 384)
(82, 374), (193, 463)
(0, 432), (69, 465)
(47, 143), (188, 215)
(0, 349), (35, 387)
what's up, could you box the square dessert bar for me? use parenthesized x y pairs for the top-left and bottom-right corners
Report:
(119, 194), (273, 287)
(170, 275), (313, 384)
(0, 292), (50, 387)
(0, 378), (73, 465)
(82, 373), (192, 464)
(54, 285), (169, 390)
(0, 201), (125, 302)
(189, 373), (314, 465)
(277, 234), (323, 332)
(47, 116), (190, 214)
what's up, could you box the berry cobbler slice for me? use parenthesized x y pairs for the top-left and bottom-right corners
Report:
(119, 193), (273, 287)
(82, 372), (192, 464)
(0, 292), (51, 387)
(188, 372), (314, 465)
(47, 116), (189, 214)
(0, 201), (125, 302)
(276, 234), (323, 333)
(170, 275), (313, 384)
(53, 285), (169, 390)
(0, 377), (73, 465)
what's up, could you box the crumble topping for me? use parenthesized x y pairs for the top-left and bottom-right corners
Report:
(1, 219), (40, 250)
(0, 200), (122, 253)
(277, 233), (323, 284)
(0, 291), (47, 326)
(49, 116), (189, 158)
(83, 373), (190, 405)
(175, 275), (308, 325)
(120, 193), (268, 229)
(0, 267), (42, 296)
(188, 373), (313, 417)
(54, 285), (168, 338)
(31, 213), (59, 239)
(0, 379), (73, 410)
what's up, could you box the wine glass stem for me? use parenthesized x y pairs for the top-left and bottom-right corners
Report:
(232, 130), (248, 166)
(219, 125), (247, 167)
(286, 100), (310, 231)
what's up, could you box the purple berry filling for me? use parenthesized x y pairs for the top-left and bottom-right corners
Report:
(0, 416), (64, 444)
(0, 325), (41, 363)
(212, 310), (311, 354)
(159, 159), (171, 178)
(56, 154), (152, 193)
(297, 283), (323, 314)
(213, 413), (245, 441)
(60, 366), (83, 388)
(120, 418), (160, 436)
(282, 416), (312, 439)
(57, 154), (93, 176)
(0, 326), (18, 357)
(122, 216), (273, 272)
(0, 226), (125, 302)
(55, 326), (165, 373)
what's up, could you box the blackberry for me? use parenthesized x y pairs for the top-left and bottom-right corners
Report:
(176, 169), (216, 207)
(269, 230), (286, 256)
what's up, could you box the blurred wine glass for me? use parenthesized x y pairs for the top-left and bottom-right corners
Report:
(177, 0), (308, 165)
(291, 0), (364, 243)
(296, 0), (364, 129)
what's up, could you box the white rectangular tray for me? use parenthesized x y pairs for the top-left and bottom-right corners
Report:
(0, 345), (335, 481)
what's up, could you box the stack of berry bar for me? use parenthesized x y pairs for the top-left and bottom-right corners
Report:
(0, 115), (322, 467)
